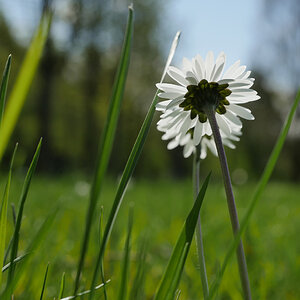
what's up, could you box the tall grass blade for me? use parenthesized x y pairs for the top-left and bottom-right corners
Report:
(208, 89), (300, 299)
(2, 210), (56, 299)
(7, 139), (42, 285)
(0, 144), (17, 285)
(58, 272), (66, 299)
(98, 207), (107, 300)
(154, 173), (211, 300)
(128, 238), (147, 300)
(117, 206), (134, 300)
(0, 12), (51, 162)
(40, 262), (50, 300)
(89, 31), (180, 300)
(0, 55), (12, 124)
(74, 6), (134, 294)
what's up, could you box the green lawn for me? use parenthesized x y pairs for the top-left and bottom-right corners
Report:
(2, 174), (300, 299)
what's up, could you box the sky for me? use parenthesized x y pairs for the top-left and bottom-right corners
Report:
(163, 0), (262, 68)
(0, 0), (262, 70)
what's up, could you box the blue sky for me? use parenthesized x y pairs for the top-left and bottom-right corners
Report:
(163, 0), (262, 68)
(0, 0), (262, 70)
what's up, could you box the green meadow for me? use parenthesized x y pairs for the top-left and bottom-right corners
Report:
(3, 174), (299, 299)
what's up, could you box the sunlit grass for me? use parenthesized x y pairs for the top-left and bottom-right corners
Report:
(2, 174), (299, 299)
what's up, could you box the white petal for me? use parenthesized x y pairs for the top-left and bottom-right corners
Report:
(223, 60), (240, 79)
(193, 58), (203, 81)
(231, 65), (247, 78)
(224, 110), (243, 127)
(166, 97), (184, 110)
(229, 80), (253, 89)
(203, 121), (212, 136)
(206, 139), (218, 156)
(228, 104), (255, 120)
(182, 57), (193, 73)
(193, 120), (203, 146)
(162, 130), (177, 140)
(195, 54), (206, 78)
(231, 88), (257, 94)
(205, 51), (214, 81)
(156, 100), (171, 111)
(211, 52), (226, 82)
(156, 83), (187, 94)
(200, 143), (207, 159)
(218, 79), (234, 85)
(186, 71), (198, 84)
(179, 133), (190, 146)
(158, 92), (185, 99)
(216, 114), (232, 136)
(167, 139), (179, 150)
(228, 94), (260, 103)
(223, 139), (236, 149)
(161, 109), (180, 119)
(179, 114), (192, 134)
(236, 70), (251, 80)
(183, 141), (194, 158)
(168, 66), (189, 86)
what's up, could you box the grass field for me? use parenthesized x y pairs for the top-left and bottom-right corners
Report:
(2, 173), (299, 299)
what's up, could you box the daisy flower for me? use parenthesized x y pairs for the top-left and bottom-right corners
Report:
(155, 51), (260, 155)
(158, 115), (242, 158)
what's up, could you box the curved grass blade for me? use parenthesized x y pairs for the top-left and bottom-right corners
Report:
(175, 290), (182, 300)
(74, 6), (134, 295)
(0, 55), (12, 124)
(89, 31), (181, 300)
(0, 12), (51, 162)
(7, 139), (42, 285)
(154, 173), (211, 300)
(40, 262), (50, 300)
(208, 89), (300, 299)
(0, 144), (17, 285)
(2, 210), (56, 300)
(117, 206), (134, 300)
(58, 272), (66, 299)
(61, 280), (111, 300)
(2, 253), (28, 273)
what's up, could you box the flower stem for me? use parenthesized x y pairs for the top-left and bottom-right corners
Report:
(206, 107), (252, 300)
(193, 146), (209, 299)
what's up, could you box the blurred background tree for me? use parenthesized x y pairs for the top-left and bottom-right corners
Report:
(0, 0), (299, 180)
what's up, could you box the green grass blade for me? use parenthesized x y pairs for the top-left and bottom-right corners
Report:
(7, 139), (42, 284)
(154, 173), (211, 300)
(74, 6), (134, 294)
(98, 207), (107, 300)
(0, 12), (51, 162)
(58, 272), (66, 299)
(2, 253), (28, 273)
(208, 89), (300, 299)
(40, 262), (50, 300)
(89, 31), (180, 300)
(118, 206), (134, 300)
(61, 280), (111, 300)
(128, 238), (147, 300)
(0, 144), (17, 285)
(3, 204), (17, 266)
(0, 55), (12, 125)
(2, 210), (56, 299)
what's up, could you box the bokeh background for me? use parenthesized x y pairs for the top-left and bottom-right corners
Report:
(0, 0), (299, 181)
(0, 1), (300, 299)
